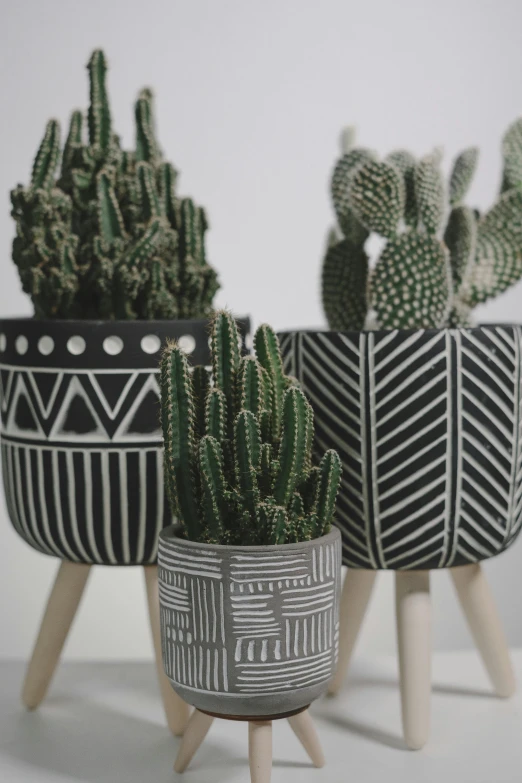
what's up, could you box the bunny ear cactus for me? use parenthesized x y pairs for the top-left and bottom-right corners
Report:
(161, 311), (342, 546)
(322, 128), (373, 331)
(322, 123), (522, 331)
(10, 49), (219, 320)
(501, 118), (522, 193)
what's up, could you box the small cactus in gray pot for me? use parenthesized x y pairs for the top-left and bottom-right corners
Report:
(322, 125), (522, 331)
(10, 49), (219, 320)
(160, 310), (342, 545)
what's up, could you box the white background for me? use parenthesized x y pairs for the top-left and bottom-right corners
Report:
(1, 0), (521, 662)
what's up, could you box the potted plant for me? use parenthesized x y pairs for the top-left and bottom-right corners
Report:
(0, 49), (249, 734)
(278, 123), (522, 749)
(158, 311), (342, 780)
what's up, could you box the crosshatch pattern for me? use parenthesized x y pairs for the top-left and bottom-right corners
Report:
(158, 533), (341, 697)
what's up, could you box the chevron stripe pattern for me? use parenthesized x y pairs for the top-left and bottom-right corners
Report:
(158, 530), (341, 707)
(279, 326), (522, 570)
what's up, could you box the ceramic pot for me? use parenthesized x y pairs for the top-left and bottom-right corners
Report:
(0, 317), (250, 565)
(278, 326), (522, 570)
(158, 526), (342, 717)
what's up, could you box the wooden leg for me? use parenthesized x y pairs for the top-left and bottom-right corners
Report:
(395, 570), (431, 750)
(451, 563), (516, 698)
(328, 568), (376, 695)
(173, 709), (214, 773)
(143, 565), (191, 736)
(249, 720), (272, 783)
(287, 709), (325, 768)
(22, 560), (91, 710)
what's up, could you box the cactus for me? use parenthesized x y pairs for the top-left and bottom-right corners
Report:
(10, 49), (219, 320)
(322, 126), (522, 331)
(160, 311), (342, 545)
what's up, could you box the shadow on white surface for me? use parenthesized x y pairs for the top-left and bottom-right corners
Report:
(0, 655), (520, 782)
(0, 662), (317, 782)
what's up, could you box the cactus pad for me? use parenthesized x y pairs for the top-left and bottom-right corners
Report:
(414, 153), (445, 235)
(349, 160), (404, 238)
(370, 233), (451, 329)
(322, 239), (368, 330)
(462, 188), (522, 306)
(501, 118), (522, 193)
(444, 205), (477, 291)
(386, 150), (417, 227)
(449, 147), (479, 206)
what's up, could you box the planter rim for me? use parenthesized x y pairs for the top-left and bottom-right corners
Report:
(278, 323), (520, 338)
(159, 524), (340, 553)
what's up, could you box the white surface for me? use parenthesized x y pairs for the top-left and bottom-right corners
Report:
(2, 0), (522, 661)
(0, 651), (521, 782)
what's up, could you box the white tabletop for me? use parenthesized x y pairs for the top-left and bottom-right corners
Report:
(0, 651), (520, 782)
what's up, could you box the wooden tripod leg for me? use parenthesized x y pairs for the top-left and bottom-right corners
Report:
(249, 720), (272, 783)
(22, 560), (91, 710)
(328, 568), (377, 695)
(395, 570), (431, 750)
(451, 563), (516, 698)
(287, 709), (325, 767)
(174, 709), (214, 772)
(143, 565), (191, 736)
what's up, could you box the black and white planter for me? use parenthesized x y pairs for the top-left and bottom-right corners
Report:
(0, 317), (250, 566)
(279, 326), (522, 571)
(158, 526), (342, 717)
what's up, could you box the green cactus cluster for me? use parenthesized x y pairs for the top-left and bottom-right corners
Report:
(323, 125), (522, 331)
(10, 50), (219, 320)
(160, 311), (342, 545)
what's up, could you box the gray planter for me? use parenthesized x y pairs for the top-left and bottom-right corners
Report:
(158, 526), (342, 717)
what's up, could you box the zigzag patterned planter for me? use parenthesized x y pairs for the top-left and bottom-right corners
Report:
(279, 326), (522, 570)
(0, 317), (250, 565)
(158, 526), (342, 716)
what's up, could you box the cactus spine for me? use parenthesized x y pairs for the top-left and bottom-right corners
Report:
(11, 49), (219, 320)
(160, 311), (342, 545)
(322, 125), (522, 331)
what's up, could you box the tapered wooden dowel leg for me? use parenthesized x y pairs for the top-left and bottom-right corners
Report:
(288, 709), (325, 768)
(173, 709), (214, 773)
(249, 720), (272, 783)
(22, 560), (91, 710)
(143, 565), (191, 736)
(328, 568), (376, 695)
(451, 563), (516, 698)
(395, 570), (431, 750)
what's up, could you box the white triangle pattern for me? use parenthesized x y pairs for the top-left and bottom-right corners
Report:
(113, 374), (162, 442)
(49, 376), (109, 442)
(5, 374), (46, 440)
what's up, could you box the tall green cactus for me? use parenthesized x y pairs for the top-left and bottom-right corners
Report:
(322, 125), (522, 331)
(160, 311), (342, 545)
(10, 49), (219, 320)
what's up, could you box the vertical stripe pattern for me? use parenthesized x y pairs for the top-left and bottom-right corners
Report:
(0, 441), (170, 564)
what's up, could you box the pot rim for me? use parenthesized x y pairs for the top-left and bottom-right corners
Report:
(277, 322), (520, 338)
(159, 524), (340, 553)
